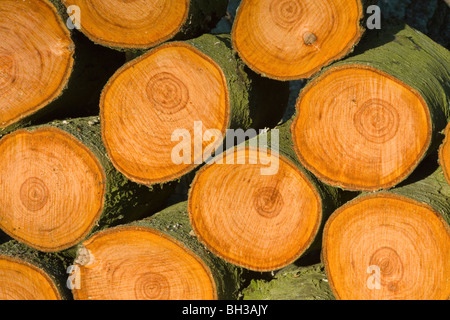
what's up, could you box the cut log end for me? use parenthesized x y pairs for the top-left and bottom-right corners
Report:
(101, 42), (229, 185)
(323, 194), (450, 300)
(0, 0), (74, 129)
(188, 147), (322, 271)
(0, 128), (105, 252)
(73, 227), (217, 300)
(0, 256), (61, 300)
(232, 0), (364, 80)
(439, 124), (450, 186)
(292, 65), (431, 191)
(62, 0), (189, 49)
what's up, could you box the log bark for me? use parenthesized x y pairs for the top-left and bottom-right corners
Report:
(188, 119), (355, 271)
(232, 0), (378, 80)
(60, 0), (228, 51)
(100, 33), (289, 185)
(0, 240), (72, 300)
(0, 116), (175, 252)
(0, 0), (126, 135)
(439, 123), (450, 186)
(322, 164), (450, 300)
(72, 201), (243, 300)
(291, 24), (450, 191)
(242, 264), (335, 300)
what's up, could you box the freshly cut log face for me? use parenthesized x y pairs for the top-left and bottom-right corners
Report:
(0, 0), (74, 130)
(292, 65), (430, 191)
(188, 147), (322, 271)
(61, 0), (227, 49)
(292, 25), (449, 191)
(101, 42), (229, 184)
(439, 124), (450, 185)
(0, 256), (61, 300)
(62, 0), (188, 49)
(323, 194), (450, 300)
(73, 227), (217, 300)
(0, 128), (105, 252)
(232, 0), (365, 80)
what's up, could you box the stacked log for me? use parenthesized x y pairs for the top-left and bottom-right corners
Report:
(232, 0), (377, 80)
(322, 164), (450, 300)
(188, 120), (354, 271)
(100, 33), (289, 185)
(71, 202), (242, 300)
(0, 0), (448, 301)
(0, 117), (174, 252)
(291, 24), (449, 191)
(60, 0), (229, 50)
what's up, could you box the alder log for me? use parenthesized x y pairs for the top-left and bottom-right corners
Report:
(100, 33), (289, 185)
(72, 201), (242, 300)
(232, 0), (377, 80)
(188, 120), (354, 271)
(60, 0), (228, 50)
(0, 240), (72, 300)
(323, 166), (450, 300)
(291, 24), (450, 191)
(0, 117), (174, 252)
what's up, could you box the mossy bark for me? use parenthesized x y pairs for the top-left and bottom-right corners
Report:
(387, 165), (450, 225)
(19, 116), (176, 250)
(129, 201), (243, 300)
(185, 34), (289, 130)
(242, 264), (335, 300)
(0, 1), (125, 135)
(0, 240), (73, 300)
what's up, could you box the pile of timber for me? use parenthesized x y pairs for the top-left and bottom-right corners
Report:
(0, 0), (448, 300)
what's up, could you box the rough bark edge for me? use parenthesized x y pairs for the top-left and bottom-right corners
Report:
(439, 123), (450, 186)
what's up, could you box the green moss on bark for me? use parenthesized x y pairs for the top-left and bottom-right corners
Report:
(242, 264), (335, 300)
(388, 166), (450, 225)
